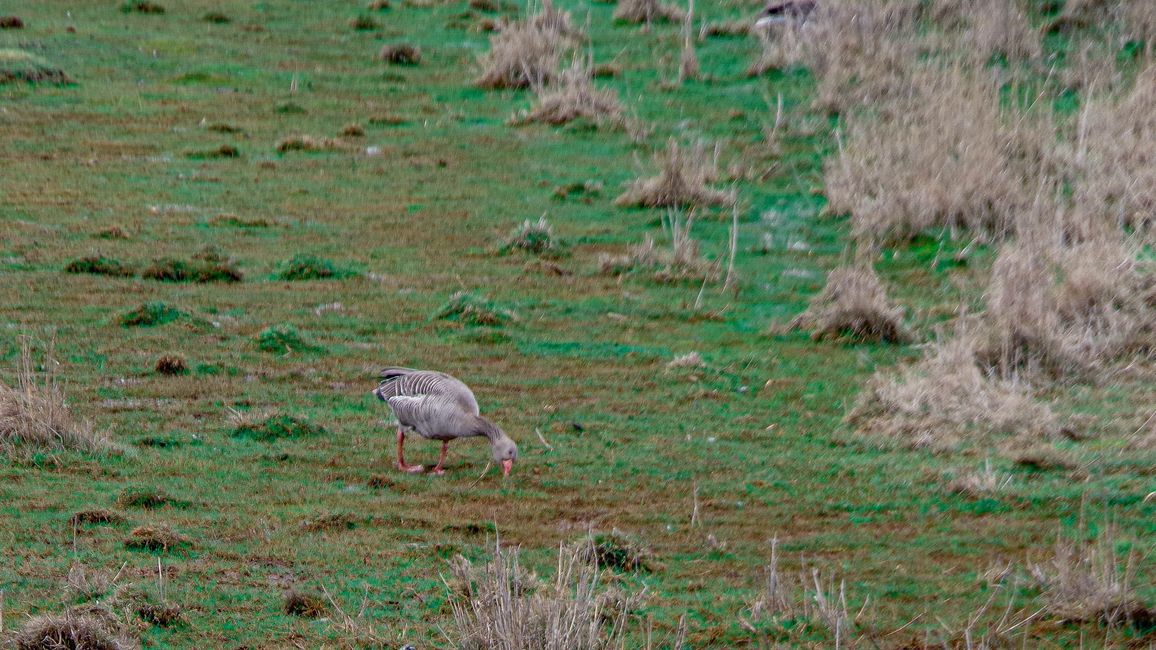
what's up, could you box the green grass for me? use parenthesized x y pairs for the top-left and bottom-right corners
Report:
(0, 0), (1152, 648)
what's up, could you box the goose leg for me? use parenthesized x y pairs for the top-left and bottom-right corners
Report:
(431, 441), (449, 476)
(396, 427), (424, 473)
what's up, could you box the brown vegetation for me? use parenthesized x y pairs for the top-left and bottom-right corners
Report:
(283, 590), (328, 618)
(445, 541), (643, 650)
(379, 43), (421, 64)
(0, 16), (24, 29)
(846, 335), (1059, 452)
(154, 354), (188, 376)
(511, 61), (624, 127)
(124, 524), (189, 552)
(1, 340), (109, 457)
(613, 0), (684, 25)
(789, 264), (910, 343)
(9, 607), (137, 650)
(598, 211), (719, 283)
(276, 135), (343, 152)
(476, 0), (576, 89)
(825, 65), (1044, 244)
(615, 140), (734, 208)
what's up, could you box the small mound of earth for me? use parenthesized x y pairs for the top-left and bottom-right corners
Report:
(0, 49), (72, 85)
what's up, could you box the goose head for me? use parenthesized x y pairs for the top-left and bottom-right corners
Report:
(478, 419), (518, 476)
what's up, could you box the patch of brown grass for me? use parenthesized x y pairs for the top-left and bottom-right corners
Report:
(10, 607), (138, 650)
(476, 0), (576, 89)
(598, 211), (720, 283)
(1030, 525), (1153, 630)
(124, 524), (190, 552)
(70, 509), (126, 527)
(379, 43), (421, 64)
(789, 263), (910, 343)
(511, 61), (624, 127)
(283, 590), (328, 618)
(276, 135), (343, 152)
(978, 228), (1155, 381)
(750, 0), (922, 113)
(615, 140), (734, 208)
(825, 65), (1046, 244)
(958, 0), (1041, 62)
(846, 334), (1059, 453)
(154, 354), (187, 376)
(0, 16), (24, 29)
(1, 339), (110, 458)
(445, 541), (643, 650)
(613, 0), (684, 25)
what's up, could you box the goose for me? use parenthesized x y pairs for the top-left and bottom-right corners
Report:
(755, 0), (816, 28)
(372, 367), (518, 477)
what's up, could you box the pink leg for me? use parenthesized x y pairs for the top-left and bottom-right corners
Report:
(431, 441), (449, 476)
(396, 428), (424, 473)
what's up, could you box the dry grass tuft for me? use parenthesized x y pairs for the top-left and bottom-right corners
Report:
(598, 211), (720, 283)
(154, 354), (187, 376)
(9, 607), (138, 650)
(66, 564), (122, 602)
(445, 540), (643, 650)
(275, 135), (343, 153)
(300, 512), (358, 532)
(340, 123), (365, 137)
(476, 0), (577, 89)
(1, 339), (109, 458)
(615, 140), (734, 208)
(0, 49), (72, 85)
(944, 459), (1012, 496)
(846, 335), (1059, 452)
(124, 524), (190, 552)
(825, 65), (1044, 244)
(749, 0), (921, 113)
(1030, 526), (1153, 630)
(434, 291), (518, 326)
(283, 590), (329, 618)
(613, 0), (684, 25)
(379, 43), (421, 64)
(116, 486), (179, 509)
(978, 232), (1155, 381)
(582, 530), (659, 572)
(0, 16), (24, 29)
(1073, 65), (1156, 236)
(511, 61), (624, 127)
(666, 351), (704, 370)
(500, 215), (565, 256)
(789, 264), (910, 343)
(70, 509), (126, 527)
(957, 0), (1041, 62)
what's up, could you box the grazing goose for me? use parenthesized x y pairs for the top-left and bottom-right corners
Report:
(755, 0), (816, 28)
(372, 367), (518, 476)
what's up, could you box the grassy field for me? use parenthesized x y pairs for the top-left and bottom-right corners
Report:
(1, 0), (1153, 648)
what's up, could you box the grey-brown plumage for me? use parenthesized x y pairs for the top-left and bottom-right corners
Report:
(373, 367), (517, 476)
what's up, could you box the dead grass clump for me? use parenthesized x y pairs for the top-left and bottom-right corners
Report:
(825, 66), (1043, 244)
(500, 216), (565, 256)
(1073, 66), (1156, 236)
(340, 123), (365, 137)
(582, 530), (658, 572)
(124, 524), (189, 552)
(475, 0), (576, 89)
(1, 340), (109, 457)
(433, 291), (517, 326)
(846, 335), (1059, 452)
(300, 513), (358, 532)
(10, 608), (137, 650)
(0, 49), (72, 85)
(944, 459), (1012, 496)
(958, 0), (1041, 63)
(978, 233), (1155, 380)
(511, 61), (624, 127)
(116, 486), (178, 509)
(135, 602), (183, 627)
(154, 354), (188, 376)
(750, 0), (921, 113)
(275, 135), (342, 152)
(615, 140), (734, 209)
(66, 565), (121, 602)
(598, 212), (720, 283)
(121, 1), (165, 14)
(283, 590), (329, 618)
(789, 264), (910, 343)
(201, 11), (230, 23)
(379, 43), (421, 64)
(70, 509), (126, 527)
(350, 14), (381, 30)
(745, 537), (867, 646)
(1030, 526), (1153, 630)
(0, 16), (24, 29)
(446, 541), (643, 650)
(666, 351), (704, 370)
(141, 255), (242, 283)
(232, 412), (327, 441)
(64, 256), (135, 277)
(613, 0), (684, 25)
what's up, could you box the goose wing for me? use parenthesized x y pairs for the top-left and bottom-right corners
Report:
(386, 395), (474, 440)
(374, 367), (480, 415)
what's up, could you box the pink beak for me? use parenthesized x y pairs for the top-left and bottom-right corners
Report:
(501, 459), (514, 477)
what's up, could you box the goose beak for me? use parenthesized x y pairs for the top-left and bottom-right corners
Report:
(501, 459), (514, 477)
